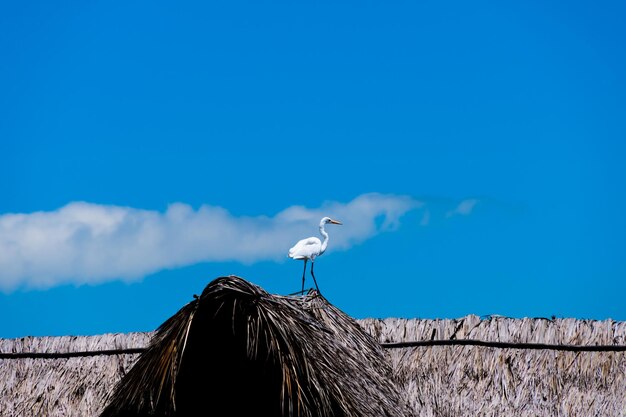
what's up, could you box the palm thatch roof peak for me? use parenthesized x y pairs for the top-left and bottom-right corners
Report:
(99, 275), (413, 417)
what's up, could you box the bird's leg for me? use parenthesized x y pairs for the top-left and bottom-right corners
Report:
(301, 259), (308, 295)
(310, 261), (320, 293)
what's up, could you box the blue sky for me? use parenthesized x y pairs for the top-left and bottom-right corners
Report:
(1, 1), (625, 338)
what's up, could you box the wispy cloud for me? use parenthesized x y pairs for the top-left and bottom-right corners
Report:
(0, 193), (420, 291)
(446, 198), (479, 217)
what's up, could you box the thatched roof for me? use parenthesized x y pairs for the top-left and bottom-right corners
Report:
(1, 276), (625, 416)
(0, 332), (151, 416)
(361, 315), (626, 416)
(99, 275), (412, 417)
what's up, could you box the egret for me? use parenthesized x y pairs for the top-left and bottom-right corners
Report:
(288, 216), (342, 294)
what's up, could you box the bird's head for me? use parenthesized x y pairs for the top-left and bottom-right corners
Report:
(320, 216), (342, 226)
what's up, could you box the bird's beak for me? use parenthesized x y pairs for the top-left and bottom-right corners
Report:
(329, 219), (342, 225)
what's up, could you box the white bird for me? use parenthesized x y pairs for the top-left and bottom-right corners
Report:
(288, 216), (342, 294)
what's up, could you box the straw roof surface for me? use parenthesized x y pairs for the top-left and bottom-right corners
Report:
(361, 315), (626, 416)
(1, 276), (625, 416)
(0, 332), (151, 417)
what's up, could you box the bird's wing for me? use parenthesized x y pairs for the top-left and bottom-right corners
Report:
(288, 237), (322, 259)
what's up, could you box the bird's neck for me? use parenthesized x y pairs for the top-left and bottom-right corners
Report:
(319, 224), (329, 254)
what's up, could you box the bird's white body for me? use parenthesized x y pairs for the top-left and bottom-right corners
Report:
(288, 237), (325, 261)
(288, 216), (341, 293)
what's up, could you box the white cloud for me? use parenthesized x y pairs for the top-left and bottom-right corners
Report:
(446, 198), (479, 217)
(0, 193), (420, 291)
